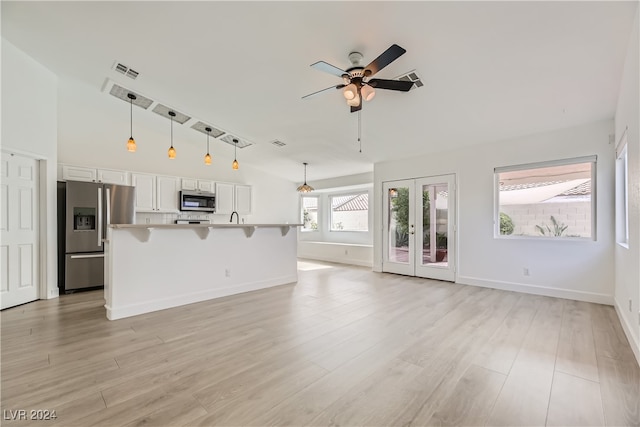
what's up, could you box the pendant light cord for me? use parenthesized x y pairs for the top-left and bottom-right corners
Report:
(170, 114), (173, 147)
(130, 97), (133, 138)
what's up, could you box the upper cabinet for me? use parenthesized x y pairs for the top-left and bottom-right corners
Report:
(235, 185), (252, 215)
(181, 178), (214, 193)
(132, 173), (180, 213)
(215, 182), (252, 215)
(214, 182), (235, 215)
(61, 165), (130, 185)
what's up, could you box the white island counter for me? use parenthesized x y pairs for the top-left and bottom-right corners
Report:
(104, 223), (301, 320)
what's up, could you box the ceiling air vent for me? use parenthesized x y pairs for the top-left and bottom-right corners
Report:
(152, 104), (191, 124)
(109, 84), (153, 109)
(271, 140), (286, 147)
(220, 134), (253, 149)
(190, 121), (225, 138)
(113, 62), (140, 80)
(395, 69), (423, 90)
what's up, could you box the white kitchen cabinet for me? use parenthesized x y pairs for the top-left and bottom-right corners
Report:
(156, 176), (180, 212)
(61, 165), (130, 185)
(235, 185), (252, 215)
(197, 180), (215, 193)
(62, 165), (97, 182)
(215, 182), (235, 215)
(181, 178), (197, 191)
(215, 182), (252, 215)
(97, 168), (130, 185)
(131, 174), (179, 212)
(131, 173), (156, 212)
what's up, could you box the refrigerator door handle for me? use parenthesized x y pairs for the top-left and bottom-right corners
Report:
(97, 187), (103, 247)
(106, 187), (111, 229)
(70, 254), (105, 259)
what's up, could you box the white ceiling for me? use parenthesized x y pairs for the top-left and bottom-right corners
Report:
(2, 1), (637, 182)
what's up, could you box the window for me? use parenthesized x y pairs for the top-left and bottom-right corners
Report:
(495, 156), (596, 239)
(616, 132), (629, 245)
(330, 193), (369, 231)
(301, 196), (318, 231)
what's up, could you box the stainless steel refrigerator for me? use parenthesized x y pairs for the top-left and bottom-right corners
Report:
(57, 180), (135, 292)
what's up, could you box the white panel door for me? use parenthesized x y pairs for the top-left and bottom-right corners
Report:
(235, 185), (252, 215)
(131, 173), (156, 212)
(156, 176), (180, 213)
(215, 182), (235, 214)
(1, 152), (39, 309)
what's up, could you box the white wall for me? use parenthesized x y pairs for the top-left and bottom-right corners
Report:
(614, 7), (639, 362)
(374, 119), (615, 305)
(1, 38), (58, 299)
(56, 78), (299, 224)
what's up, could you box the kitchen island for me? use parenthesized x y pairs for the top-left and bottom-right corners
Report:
(104, 223), (301, 320)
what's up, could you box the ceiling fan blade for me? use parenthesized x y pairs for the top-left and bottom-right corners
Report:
(301, 84), (344, 99)
(367, 78), (414, 92)
(310, 61), (347, 77)
(364, 44), (406, 77)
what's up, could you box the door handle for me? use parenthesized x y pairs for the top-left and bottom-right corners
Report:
(70, 254), (105, 259)
(97, 187), (103, 247)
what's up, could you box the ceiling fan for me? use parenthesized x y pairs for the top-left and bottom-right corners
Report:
(302, 44), (414, 113)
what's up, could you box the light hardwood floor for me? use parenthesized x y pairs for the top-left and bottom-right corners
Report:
(1, 261), (638, 426)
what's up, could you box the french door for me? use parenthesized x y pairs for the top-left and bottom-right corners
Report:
(382, 174), (456, 281)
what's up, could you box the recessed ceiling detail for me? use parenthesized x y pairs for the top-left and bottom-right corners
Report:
(109, 84), (153, 109)
(220, 134), (253, 149)
(113, 62), (139, 80)
(395, 69), (423, 89)
(190, 121), (225, 138)
(152, 104), (191, 124)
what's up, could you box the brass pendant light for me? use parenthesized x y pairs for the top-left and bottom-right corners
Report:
(232, 138), (239, 170)
(204, 127), (212, 165)
(126, 93), (137, 152)
(167, 111), (176, 159)
(297, 162), (314, 193)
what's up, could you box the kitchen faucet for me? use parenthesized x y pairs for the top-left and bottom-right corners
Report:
(230, 211), (239, 224)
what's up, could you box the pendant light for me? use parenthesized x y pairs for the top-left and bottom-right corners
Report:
(167, 111), (176, 159)
(232, 138), (239, 170)
(204, 127), (212, 165)
(297, 162), (314, 193)
(126, 93), (137, 152)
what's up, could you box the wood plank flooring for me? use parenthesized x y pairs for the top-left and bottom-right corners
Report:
(1, 260), (638, 426)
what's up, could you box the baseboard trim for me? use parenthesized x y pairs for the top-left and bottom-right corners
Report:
(456, 275), (613, 305)
(105, 274), (297, 320)
(297, 254), (373, 268)
(614, 297), (640, 367)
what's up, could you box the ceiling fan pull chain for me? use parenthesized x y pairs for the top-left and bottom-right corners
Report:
(358, 110), (362, 153)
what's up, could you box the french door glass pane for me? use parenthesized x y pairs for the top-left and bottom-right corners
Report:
(387, 187), (410, 263)
(421, 183), (448, 266)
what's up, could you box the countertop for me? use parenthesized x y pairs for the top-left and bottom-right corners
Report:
(110, 223), (303, 229)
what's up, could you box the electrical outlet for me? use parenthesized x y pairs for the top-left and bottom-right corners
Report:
(629, 299), (633, 312)
(145, 218), (150, 224)
(523, 267), (530, 276)
(344, 249), (348, 255)
(225, 269), (231, 278)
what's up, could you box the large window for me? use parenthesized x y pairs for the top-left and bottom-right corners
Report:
(495, 156), (596, 239)
(301, 196), (318, 231)
(330, 193), (369, 232)
(616, 132), (629, 245)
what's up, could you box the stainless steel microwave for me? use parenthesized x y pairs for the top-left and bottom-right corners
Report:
(179, 190), (216, 212)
